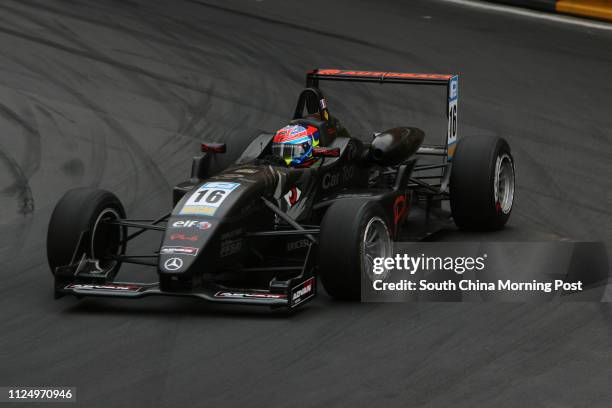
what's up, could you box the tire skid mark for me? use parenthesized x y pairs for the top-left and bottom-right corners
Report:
(1, 9), (175, 208)
(80, 0), (294, 140)
(0, 102), (39, 218)
(47, 16), (185, 130)
(75, 0), (295, 101)
(47, 60), (160, 207)
(11, 0), (233, 63)
(0, 102), (41, 179)
(9, 54), (110, 191)
(4, 0), (248, 212)
(0, 72), (188, 137)
(185, 0), (426, 63)
(31, 103), (77, 149)
(34, 17), (181, 207)
(0, 147), (34, 266)
(0, 2), (219, 80)
(99, 2), (284, 145)
(74, 0), (263, 65)
(0, 148), (34, 216)
(0, 25), (281, 118)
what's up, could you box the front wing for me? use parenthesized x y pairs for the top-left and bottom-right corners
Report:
(54, 259), (316, 308)
(56, 277), (316, 308)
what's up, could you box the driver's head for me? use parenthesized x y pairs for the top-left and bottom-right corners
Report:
(272, 124), (320, 166)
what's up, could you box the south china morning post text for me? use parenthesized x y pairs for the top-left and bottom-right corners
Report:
(361, 242), (609, 302)
(371, 253), (581, 293)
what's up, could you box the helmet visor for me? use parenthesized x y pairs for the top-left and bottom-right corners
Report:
(272, 142), (309, 162)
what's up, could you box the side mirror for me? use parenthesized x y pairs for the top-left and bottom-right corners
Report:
(313, 147), (340, 158)
(201, 142), (226, 153)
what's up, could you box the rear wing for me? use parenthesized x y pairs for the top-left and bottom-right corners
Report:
(306, 69), (459, 161)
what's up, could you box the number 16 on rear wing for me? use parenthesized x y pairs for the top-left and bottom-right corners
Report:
(306, 69), (459, 162)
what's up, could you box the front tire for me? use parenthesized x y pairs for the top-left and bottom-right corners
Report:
(449, 135), (515, 230)
(47, 188), (126, 276)
(319, 200), (393, 300)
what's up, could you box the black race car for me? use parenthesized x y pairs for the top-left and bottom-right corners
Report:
(47, 69), (515, 308)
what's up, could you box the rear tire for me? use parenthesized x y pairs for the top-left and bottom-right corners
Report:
(449, 135), (515, 230)
(319, 200), (392, 300)
(47, 188), (126, 275)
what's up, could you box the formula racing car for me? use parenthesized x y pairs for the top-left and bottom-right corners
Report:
(47, 69), (515, 307)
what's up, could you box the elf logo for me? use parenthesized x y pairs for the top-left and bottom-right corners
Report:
(172, 220), (213, 230)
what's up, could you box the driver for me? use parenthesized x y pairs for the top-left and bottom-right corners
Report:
(271, 124), (320, 167)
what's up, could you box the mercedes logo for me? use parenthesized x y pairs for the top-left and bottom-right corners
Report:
(164, 257), (183, 271)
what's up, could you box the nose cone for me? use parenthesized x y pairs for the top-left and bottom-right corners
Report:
(158, 177), (260, 278)
(158, 168), (277, 280)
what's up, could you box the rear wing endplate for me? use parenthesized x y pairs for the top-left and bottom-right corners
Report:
(306, 69), (459, 161)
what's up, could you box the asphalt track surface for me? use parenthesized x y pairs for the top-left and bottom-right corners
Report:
(0, 1), (611, 407)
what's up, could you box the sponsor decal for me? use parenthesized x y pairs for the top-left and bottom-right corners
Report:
(322, 172), (339, 189)
(313, 147), (340, 157)
(160, 246), (198, 256)
(322, 166), (355, 189)
(214, 291), (286, 299)
(316, 69), (452, 81)
(449, 75), (459, 101)
(170, 233), (198, 242)
(66, 283), (141, 292)
(447, 75), (459, 161)
(287, 238), (309, 252)
(393, 193), (409, 234)
(284, 186), (302, 207)
(336, 193), (373, 199)
(275, 125), (318, 142)
(234, 168), (259, 174)
(180, 182), (240, 216)
(197, 221), (213, 230)
(216, 173), (245, 179)
(290, 277), (316, 307)
(164, 257), (183, 271)
(180, 206), (216, 216)
(172, 220), (213, 230)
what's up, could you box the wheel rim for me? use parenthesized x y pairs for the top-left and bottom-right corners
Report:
(361, 216), (392, 280)
(494, 153), (515, 215)
(91, 208), (124, 271)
